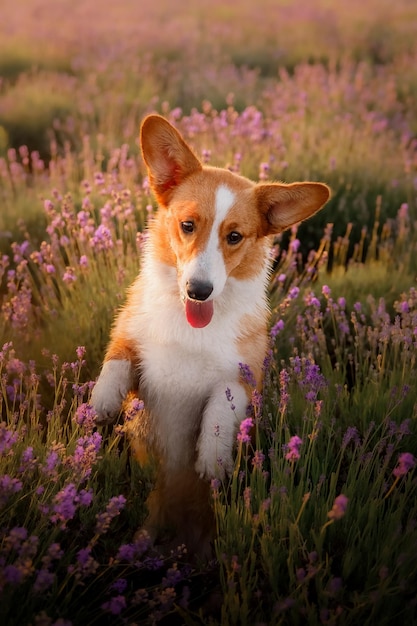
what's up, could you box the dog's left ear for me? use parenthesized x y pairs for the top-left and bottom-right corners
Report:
(140, 115), (202, 207)
(255, 182), (330, 235)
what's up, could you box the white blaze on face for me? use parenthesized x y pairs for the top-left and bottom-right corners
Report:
(181, 185), (236, 300)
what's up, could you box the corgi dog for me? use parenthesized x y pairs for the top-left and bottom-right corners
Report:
(91, 114), (330, 556)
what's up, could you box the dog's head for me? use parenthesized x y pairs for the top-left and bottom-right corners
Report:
(140, 114), (330, 328)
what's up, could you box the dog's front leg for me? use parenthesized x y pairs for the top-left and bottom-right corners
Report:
(195, 382), (249, 479)
(91, 332), (140, 424)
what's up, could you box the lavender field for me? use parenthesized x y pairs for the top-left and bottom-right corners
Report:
(1, 1), (417, 624)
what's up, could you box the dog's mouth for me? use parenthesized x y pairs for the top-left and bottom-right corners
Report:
(185, 299), (214, 328)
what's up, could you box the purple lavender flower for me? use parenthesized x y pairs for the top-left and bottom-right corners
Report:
(288, 286), (300, 300)
(342, 426), (361, 448)
(243, 486), (252, 509)
(252, 449), (265, 469)
(279, 368), (290, 413)
(18, 446), (37, 473)
(63, 267), (76, 284)
(327, 494), (349, 520)
(95, 495), (126, 535)
(78, 488), (93, 506)
(75, 346), (86, 360)
(0, 422), (19, 455)
(225, 387), (235, 411)
(74, 403), (97, 432)
(237, 417), (253, 443)
(5, 526), (28, 548)
(50, 483), (78, 527)
(0, 475), (23, 506)
(284, 435), (303, 462)
(239, 362), (257, 387)
(3, 564), (24, 585)
(33, 568), (55, 593)
(270, 318), (284, 339)
(210, 478), (221, 500)
(162, 565), (183, 588)
(124, 398), (145, 421)
(69, 546), (99, 579)
(70, 431), (102, 478)
(116, 534), (149, 564)
(392, 452), (416, 477)
(251, 389), (263, 414)
(110, 578), (128, 594)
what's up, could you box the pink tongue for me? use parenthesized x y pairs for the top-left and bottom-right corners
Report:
(185, 299), (214, 328)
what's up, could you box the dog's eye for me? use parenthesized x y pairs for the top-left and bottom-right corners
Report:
(227, 231), (243, 245)
(181, 221), (195, 234)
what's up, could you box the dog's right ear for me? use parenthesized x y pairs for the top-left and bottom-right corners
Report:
(140, 115), (202, 207)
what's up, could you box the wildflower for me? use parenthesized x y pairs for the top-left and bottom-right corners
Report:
(322, 285), (331, 297)
(94, 172), (105, 186)
(5, 526), (28, 549)
(210, 478), (221, 502)
(288, 286), (299, 300)
(162, 564), (183, 588)
(95, 495), (126, 536)
(252, 449), (265, 469)
(116, 532), (151, 563)
(3, 564), (24, 586)
(251, 389), (263, 414)
(76, 346), (86, 360)
(225, 387), (235, 411)
(327, 494), (349, 521)
(296, 568), (306, 582)
(42, 449), (61, 477)
(70, 431), (102, 479)
(305, 292), (321, 307)
(90, 224), (114, 251)
(124, 397), (144, 421)
(33, 569), (55, 593)
(259, 162), (270, 180)
(18, 445), (37, 473)
(243, 486), (252, 509)
(284, 435), (303, 461)
(237, 417), (253, 443)
(270, 318), (284, 338)
(74, 403), (97, 431)
(110, 578), (128, 594)
(327, 577), (343, 595)
(392, 452), (416, 477)
(0, 475), (23, 506)
(78, 488), (93, 506)
(0, 422), (19, 455)
(239, 362), (256, 387)
(68, 546), (99, 579)
(302, 360), (327, 401)
(50, 483), (79, 527)
(342, 426), (360, 448)
(62, 267), (76, 284)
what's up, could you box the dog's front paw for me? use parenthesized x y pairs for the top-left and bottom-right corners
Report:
(195, 442), (234, 480)
(90, 359), (133, 424)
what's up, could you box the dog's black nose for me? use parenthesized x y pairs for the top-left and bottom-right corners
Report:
(186, 279), (213, 301)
